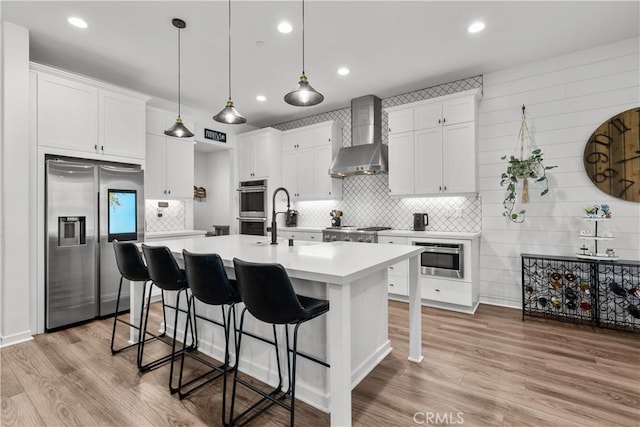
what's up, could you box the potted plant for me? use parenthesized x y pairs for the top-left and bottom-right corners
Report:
(499, 106), (557, 223)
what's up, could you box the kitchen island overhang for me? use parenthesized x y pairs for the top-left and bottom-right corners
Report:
(130, 235), (423, 426)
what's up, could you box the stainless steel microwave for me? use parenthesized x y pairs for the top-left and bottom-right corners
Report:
(412, 241), (464, 279)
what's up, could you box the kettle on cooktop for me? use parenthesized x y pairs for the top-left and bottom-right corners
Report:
(413, 213), (428, 231)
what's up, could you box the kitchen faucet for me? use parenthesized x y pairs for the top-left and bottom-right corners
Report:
(270, 187), (291, 245)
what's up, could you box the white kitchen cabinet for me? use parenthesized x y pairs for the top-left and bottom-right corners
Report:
(237, 128), (282, 181)
(378, 236), (409, 297)
(409, 236), (480, 314)
(35, 67), (147, 160)
(282, 230), (321, 242)
(99, 90), (146, 159)
(145, 134), (194, 199)
(281, 121), (343, 201)
(386, 88), (480, 196)
(37, 73), (98, 154)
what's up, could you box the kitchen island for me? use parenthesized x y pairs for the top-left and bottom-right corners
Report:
(131, 234), (423, 426)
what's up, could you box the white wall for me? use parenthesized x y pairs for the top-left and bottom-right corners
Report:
(1, 21), (33, 346)
(478, 37), (640, 307)
(193, 149), (233, 231)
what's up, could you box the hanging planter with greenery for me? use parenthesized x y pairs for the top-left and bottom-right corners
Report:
(500, 106), (557, 223)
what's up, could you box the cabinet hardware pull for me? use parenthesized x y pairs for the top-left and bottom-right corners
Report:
(94, 144), (98, 150)
(388, 128), (391, 132)
(438, 119), (441, 124)
(439, 186), (442, 191)
(443, 186), (447, 191)
(168, 190), (171, 194)
(164, 190), (167, 194)
(435, 289), (440, 292)
(101, 145), (104, 151)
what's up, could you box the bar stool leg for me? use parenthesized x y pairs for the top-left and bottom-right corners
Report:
(137, 283), (156, 370)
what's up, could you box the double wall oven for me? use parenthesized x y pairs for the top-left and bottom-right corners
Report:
(237, 180), (267, 236)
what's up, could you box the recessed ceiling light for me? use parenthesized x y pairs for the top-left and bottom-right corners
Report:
(277, 22), (292, 34)
(468, 21), (485, 33)
(67, 16), (88, 29)
(256, 95), (267, 102)
(337, 67), (350, 76)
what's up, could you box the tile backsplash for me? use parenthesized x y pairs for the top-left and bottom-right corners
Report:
(272, 76), (483, 233)
(145, 200), (185, 232)
(294, 174), (481, 232)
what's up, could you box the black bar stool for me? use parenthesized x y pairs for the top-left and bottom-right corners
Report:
(230, 258), (329, 426)
(179, 250), (242, 423)
(141, 244), (197, 393)
(110, 240), (167, 368)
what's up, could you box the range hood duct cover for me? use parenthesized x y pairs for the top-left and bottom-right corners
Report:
(329, 95), (388, 177)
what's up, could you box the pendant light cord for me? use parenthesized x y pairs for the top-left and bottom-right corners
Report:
(301, 0), (305, 74)
(177, 25), (182, 118)
(228, 0), (232, 100)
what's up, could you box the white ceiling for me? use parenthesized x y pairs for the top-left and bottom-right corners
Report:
(3, 1), (639, 128)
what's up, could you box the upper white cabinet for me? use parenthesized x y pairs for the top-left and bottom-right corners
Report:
(34, 66), (148, 160)
(386, 89), (480, 196)
(237, 128), (282, 181)
(145, 133), (194, 199)
(281, 121), (343, 200)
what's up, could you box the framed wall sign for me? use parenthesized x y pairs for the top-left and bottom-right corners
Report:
(583, 108), (640, 202)
(204, 128), (227, 143)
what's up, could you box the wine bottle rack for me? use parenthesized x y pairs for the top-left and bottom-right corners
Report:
(522, 254), (640, 332)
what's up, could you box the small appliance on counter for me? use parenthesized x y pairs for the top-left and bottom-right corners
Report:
(413, 213), (429, 231)
(285, 210), (299, 227)
(330, 210), (343, 227)
(206, 225), (230, 237)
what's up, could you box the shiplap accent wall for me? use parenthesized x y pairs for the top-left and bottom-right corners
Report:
(478, 37), (640, 307)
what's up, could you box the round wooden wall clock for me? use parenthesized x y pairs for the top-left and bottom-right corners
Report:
(583, 108), (640, 202)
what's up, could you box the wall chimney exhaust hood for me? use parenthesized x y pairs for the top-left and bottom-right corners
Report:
(329, 95), (388, 177)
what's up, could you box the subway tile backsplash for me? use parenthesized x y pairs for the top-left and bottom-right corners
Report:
(145, 200), (185, 232)
(272, 76), (483, 233)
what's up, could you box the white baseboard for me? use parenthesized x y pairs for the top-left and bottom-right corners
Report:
(479, 295), (521, 309)
(1, 330), (33, 347)
(351, 340), (392, 389)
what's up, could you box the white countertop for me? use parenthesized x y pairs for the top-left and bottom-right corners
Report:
(377, 230), (481, 239)
(281, 227), (480, 240)
(144, 234), (422, 285)
(145, 229), (207, 239)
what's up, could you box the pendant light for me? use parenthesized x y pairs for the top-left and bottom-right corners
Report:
(284, 0), (324, 107)
(165, 18), (194, 138)
(213, 0), (246, 124)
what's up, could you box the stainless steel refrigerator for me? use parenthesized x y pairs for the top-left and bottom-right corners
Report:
(46, 157), (144, 330)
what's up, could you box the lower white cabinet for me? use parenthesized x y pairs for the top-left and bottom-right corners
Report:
(378, 236), (409, 296)
(282, 230), (321, 242)
(145, 134), (194, 199)
(421, 278), (473, 306)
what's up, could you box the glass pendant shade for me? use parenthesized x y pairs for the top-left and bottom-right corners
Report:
(213, 99), (247, 124)
(213, 0), (246, 124)
(284, 72), (324, 106)
(165, 116), (194, 138)
(283, 0), (323, 107)
(165, 18), (194, 138)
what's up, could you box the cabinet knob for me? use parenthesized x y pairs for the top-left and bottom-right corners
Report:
(101, 145), (104, 152)
(389, 266), (394, 270)
(439, 186), (442, 191)
(390, 283), (395, 287)
(443, 186), (447, 191)
(438, 119), (441, 124)
(329, 191), (331, 195)
(168, 190), (171, 194)
(388, 128), (391, 133)
(94, 144), (98, 151)
(443, 118), (446, 124)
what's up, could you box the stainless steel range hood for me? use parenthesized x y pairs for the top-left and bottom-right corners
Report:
(329, 95), (388, 177)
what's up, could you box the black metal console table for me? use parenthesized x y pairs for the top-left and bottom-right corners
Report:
(521, 254), (640, 332)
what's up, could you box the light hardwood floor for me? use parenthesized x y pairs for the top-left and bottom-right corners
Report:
(2, 301), (638, 426)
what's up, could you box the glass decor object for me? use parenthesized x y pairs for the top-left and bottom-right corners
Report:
(165, 18), (194, 138)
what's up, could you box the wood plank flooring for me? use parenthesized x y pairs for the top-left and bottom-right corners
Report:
(2, 301), (638, 426)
